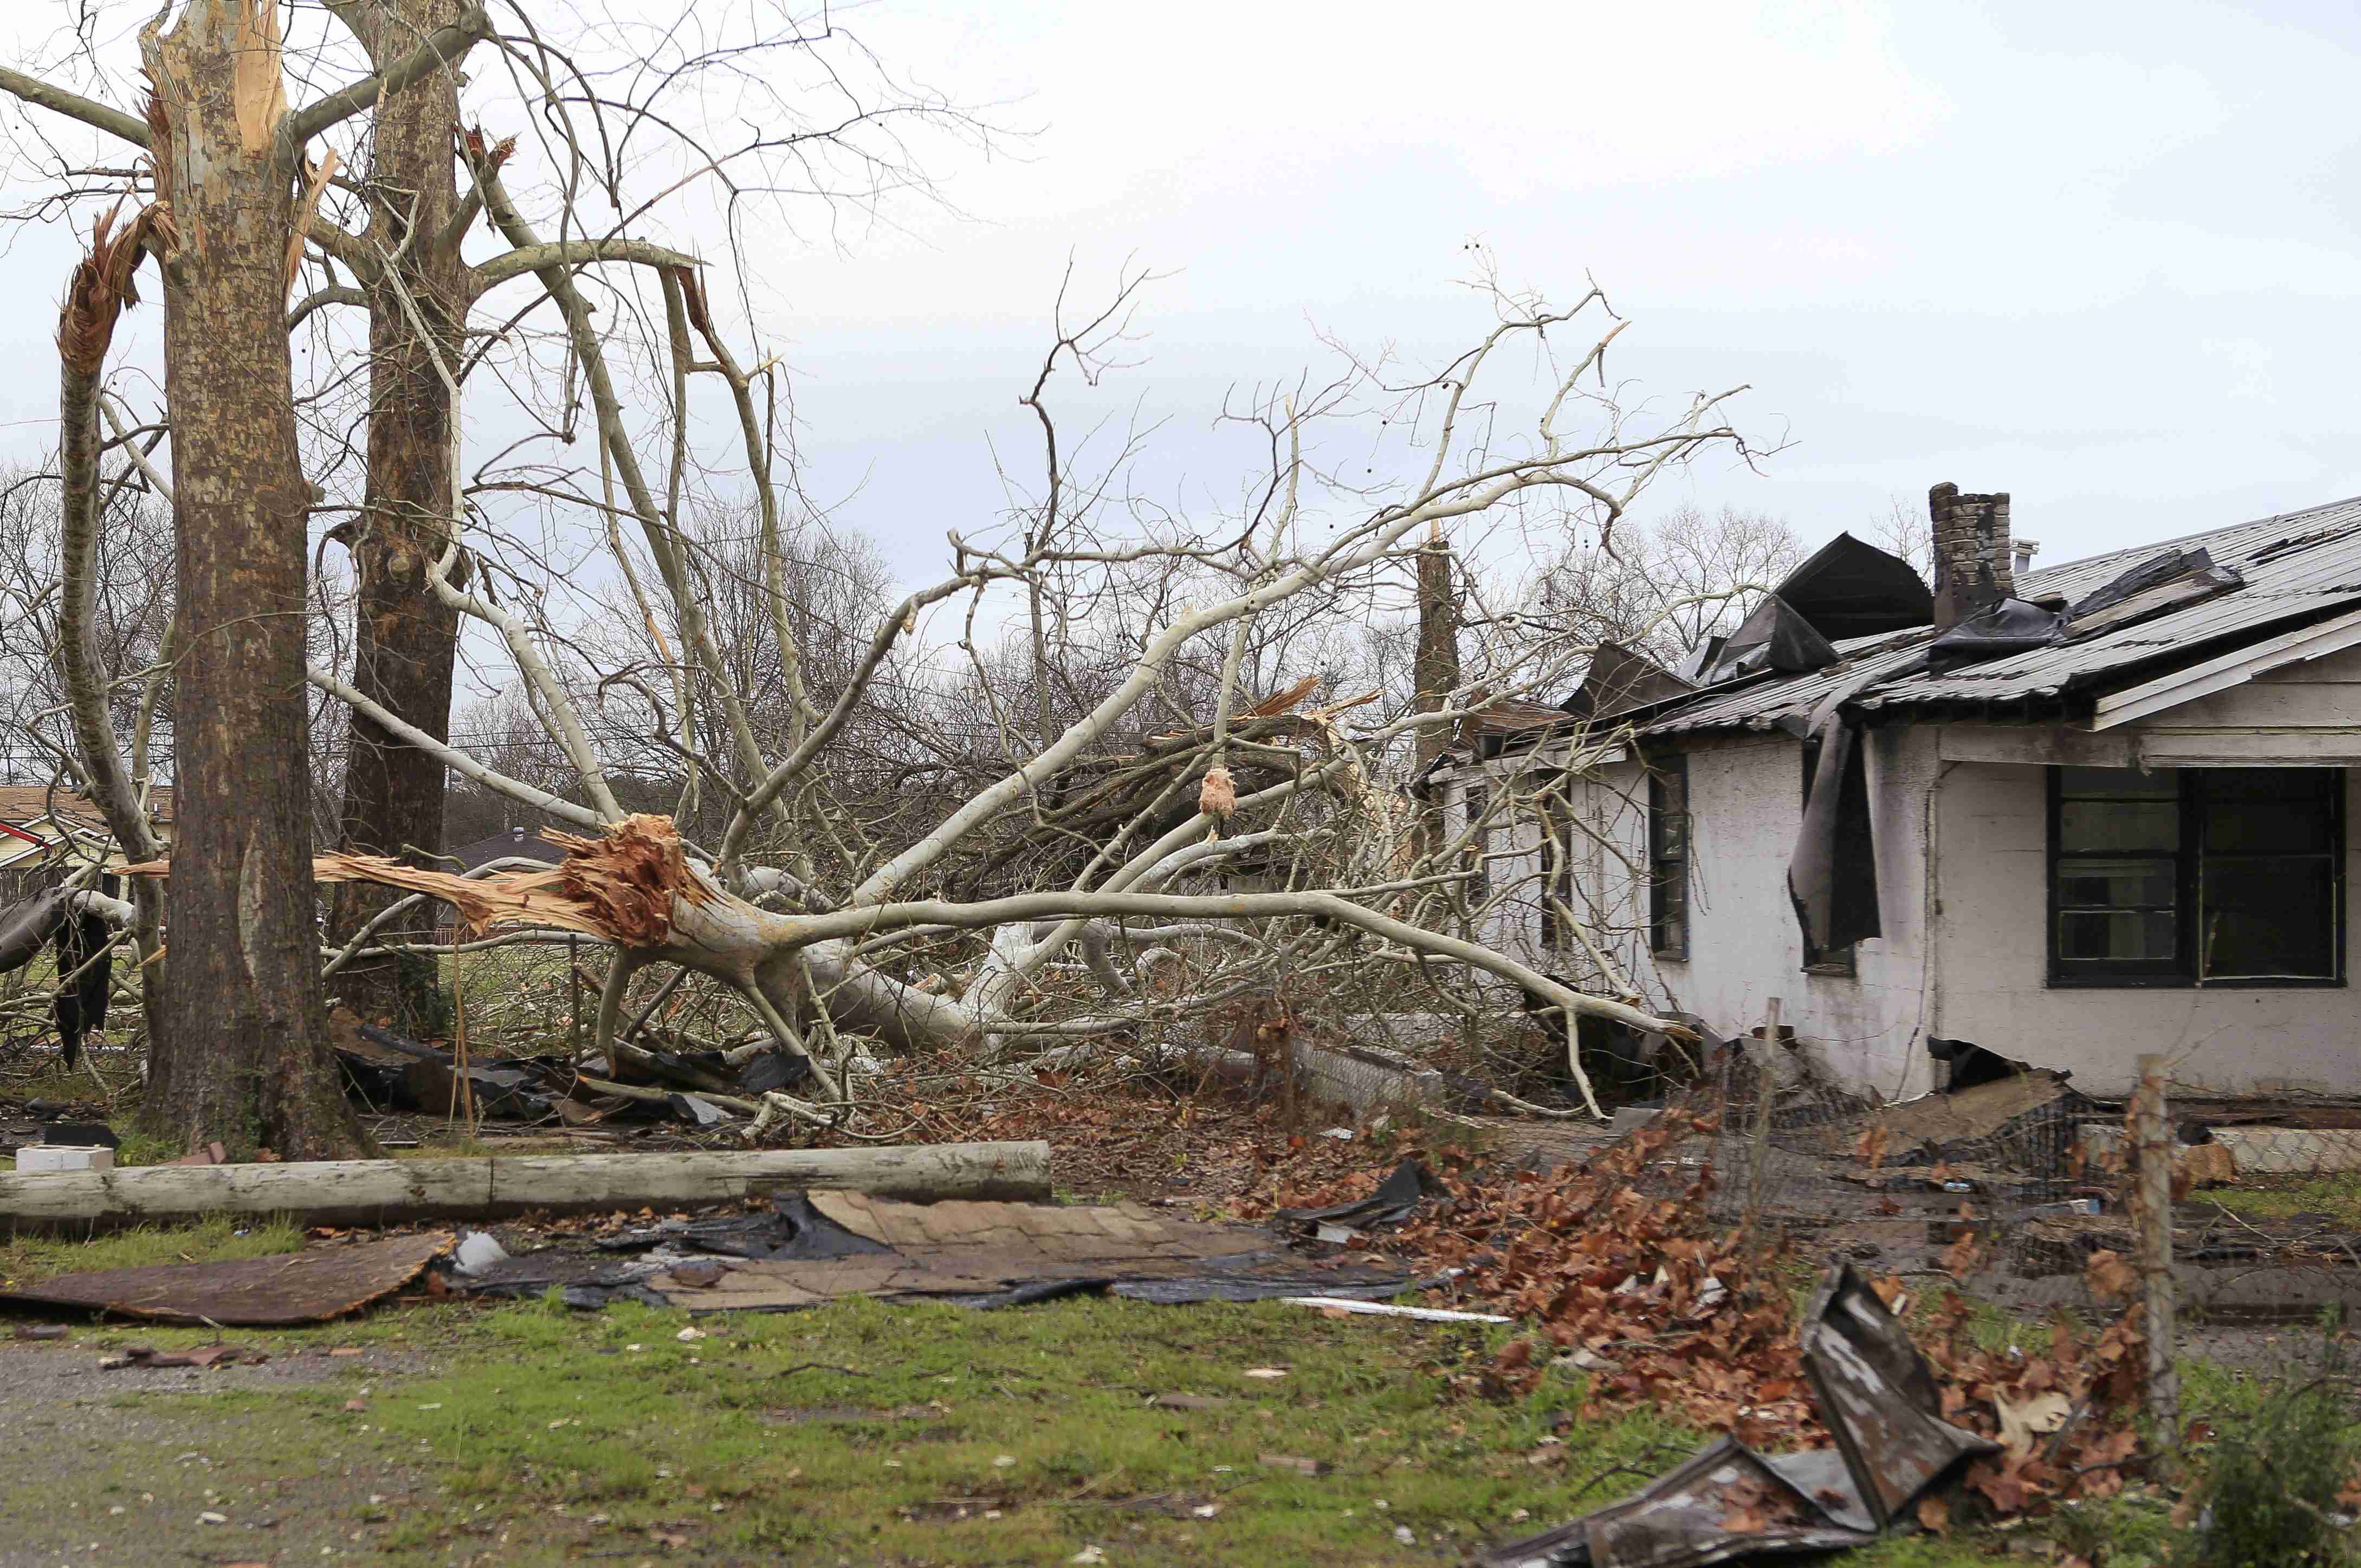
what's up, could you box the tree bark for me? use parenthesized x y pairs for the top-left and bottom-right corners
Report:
(140, 0), (370, 1159)
(1412, 533), (1460, 848)
(0, 1143), (1054, 1230)
(56, 204), (174, 1052)
(324, 0), (470, 1036)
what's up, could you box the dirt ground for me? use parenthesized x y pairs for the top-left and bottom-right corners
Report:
(0, 1342), (450, 1567)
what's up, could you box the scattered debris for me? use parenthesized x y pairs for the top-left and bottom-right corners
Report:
(1, 1232), (452, 1325)
(449, 1190), (1415, 1312)
(1278, 1297), (1510, 1324)
(100, 1343), (260, 1371)
(1259, 1454), (1329, 1477)
(1482, 1265), (1998, 1567)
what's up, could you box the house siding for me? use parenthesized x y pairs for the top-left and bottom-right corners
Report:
(1458, 722), (2361, 1101)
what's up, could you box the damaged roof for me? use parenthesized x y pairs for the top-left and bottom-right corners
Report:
(1643, 494), (2361, 736)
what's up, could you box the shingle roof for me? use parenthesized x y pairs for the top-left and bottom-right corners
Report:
(1640, 495), (2361, 735)
(0, 785), (174, 832)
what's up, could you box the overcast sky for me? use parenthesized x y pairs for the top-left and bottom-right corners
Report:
(4, 0), (2359, 595)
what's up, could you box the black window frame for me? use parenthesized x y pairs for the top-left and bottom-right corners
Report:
(2046, 766), (2346, 989)
(1647, 754), (1690, 962)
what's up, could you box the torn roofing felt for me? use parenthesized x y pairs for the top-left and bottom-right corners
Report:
(1784, 664), (1890, 957)
(1774, 532), (1933, 642)
(450, 1190), (1420, 1313)
(0, 889), (113, 1067)
(1566, 642), (1697, 722)
(1481, 1264), (1997, 1568)
(1709, 594), (1840, 683)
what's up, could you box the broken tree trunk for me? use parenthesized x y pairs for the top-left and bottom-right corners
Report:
(138, 2), (370, 1160)
(0, 1142), (1052, 1232)
(56, 202), (175, 1054)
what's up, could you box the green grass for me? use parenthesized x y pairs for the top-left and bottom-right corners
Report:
(2204, 1172), (2361, 1229)
(3, 1211), (2306, 1567)
(0, 1213), (307, 1289)
(0, 1249), (2028, 1567)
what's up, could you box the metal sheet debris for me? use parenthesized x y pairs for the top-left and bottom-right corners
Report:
(1480, 1264), (1997, 1568)
(0, 1232), (452, 1326)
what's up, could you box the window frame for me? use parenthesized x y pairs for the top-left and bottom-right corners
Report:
(1647, 754), (1690, 962)
(2045, 766), (2346, 989)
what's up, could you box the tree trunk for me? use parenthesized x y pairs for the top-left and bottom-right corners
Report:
(140, 1), (370, 1159)
(56, 205), (174, 1057)
(0, 1143), (1054, 1231)
(325, 0), (468, 1036)
(1412, 533), (1460, 846)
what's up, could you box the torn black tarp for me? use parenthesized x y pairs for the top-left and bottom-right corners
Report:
(1710, 595), (1839, 684)
(1567, 643), (1697, 721)
(50, 902), (110, 1068)
(1774, 532), (1933, 642)
(1271, 1158), (1433, 1234)
(453, 1190), (1419, 1313)
(0, 889), (115, 1066)
(1924, 598), (2067, 671)
(1482, 1264), (1997, 1568)
(1786, 670), (1883, 957)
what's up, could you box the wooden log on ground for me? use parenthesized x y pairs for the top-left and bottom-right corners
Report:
(0, 1142), (1052, 1233)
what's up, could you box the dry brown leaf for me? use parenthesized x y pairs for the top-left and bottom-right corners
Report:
(2084, 1249), (2138, 1304)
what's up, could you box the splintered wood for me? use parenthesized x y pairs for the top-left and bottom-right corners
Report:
(127, 812), (703, 945)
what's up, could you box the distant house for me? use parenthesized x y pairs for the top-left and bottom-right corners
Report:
(1426, 486), (2361, 1101)
(432, 825), (570, 936)
(0, 785), (173, 880)
(442, 824), (570, 874)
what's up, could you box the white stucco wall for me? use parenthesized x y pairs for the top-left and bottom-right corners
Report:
(1453, 707), (2361, 1102)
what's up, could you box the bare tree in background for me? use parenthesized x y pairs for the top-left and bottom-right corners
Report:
(1525, 503), (1803, 664)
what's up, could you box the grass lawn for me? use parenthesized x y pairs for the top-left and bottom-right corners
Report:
(0, 1215), (2202, 1567)
(2202, 1170), (2361, 1229)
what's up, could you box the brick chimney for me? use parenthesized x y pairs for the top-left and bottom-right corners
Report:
(1929, 482), (2015, 631)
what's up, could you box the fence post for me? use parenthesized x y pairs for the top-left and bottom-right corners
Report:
(1746, 996), (1781, 1228)
(2132, 1052), (2179, 1465)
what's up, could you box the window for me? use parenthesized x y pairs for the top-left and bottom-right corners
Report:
(1800, 740), (1858, 976)
(1648, 756), (1689, 960)
(2048, 767), (2344, 987)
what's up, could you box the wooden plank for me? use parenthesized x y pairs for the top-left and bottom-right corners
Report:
(0, 1143), (1053, 1232)
(1936, 725), (2139, 768)
(2092, 606), (2361, 730)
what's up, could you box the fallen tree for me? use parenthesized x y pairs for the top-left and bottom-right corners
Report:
(0, 1141), (1051, 1231)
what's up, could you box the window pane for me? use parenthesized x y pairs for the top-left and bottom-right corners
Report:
(2060, 767), (2177, 799)
(2202, 798), (2333, 855)
(2058, 858), (2175, 910)
(2059, 910), (2177, 961)
(2203, 856), (2337, 977)
(2059, 800), (2178, 854)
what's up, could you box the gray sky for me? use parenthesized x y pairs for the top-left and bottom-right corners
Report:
(4, 0), (2359, 593)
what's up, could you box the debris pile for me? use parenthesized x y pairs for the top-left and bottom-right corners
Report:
(1399, 1111), (1819, 1443)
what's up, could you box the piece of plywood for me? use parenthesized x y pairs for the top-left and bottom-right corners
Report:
(0, 1232), (450, 1325)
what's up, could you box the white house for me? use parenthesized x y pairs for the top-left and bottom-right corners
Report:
(1432, 487), (2361, 1102)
